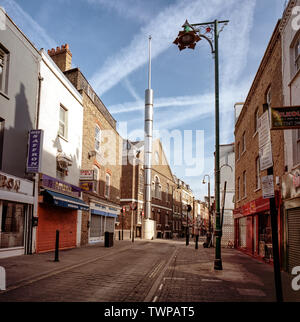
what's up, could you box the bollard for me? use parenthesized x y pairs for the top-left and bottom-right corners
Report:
(186, 227), (189, 246)
(119, 230), (121, 241)
(195, 235), (199, 249)
(54, 230), (59, 262)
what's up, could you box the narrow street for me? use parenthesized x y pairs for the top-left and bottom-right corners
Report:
(0, 239), (299, 302)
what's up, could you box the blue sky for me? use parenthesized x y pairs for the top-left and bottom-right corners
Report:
(0, 0), (286, 200)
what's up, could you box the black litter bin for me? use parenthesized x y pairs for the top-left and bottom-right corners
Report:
(104, 231), (114, 247)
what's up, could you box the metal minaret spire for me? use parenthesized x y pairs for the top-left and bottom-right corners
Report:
(144, 36), (153, 221)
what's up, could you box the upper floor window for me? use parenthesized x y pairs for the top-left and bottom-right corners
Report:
(237, 177), (241, 201)
(93, 166), (100, 194)
(254, 107), (260, 133)
(105, 173), (110, 198)
(243, 171), (247, 198)
(139, 171), (144, 194)
(295, 38), (300, 73)
(95, 125), (101, 153)
(256, 157), (261, 190)
(0, 45), (9, 95)
(154, 176), (161, 199)
(242, 132), (246, 153)
(58, 105), (68, 139)
(237, 142), (240, 160)
(166, 183), (169, 202)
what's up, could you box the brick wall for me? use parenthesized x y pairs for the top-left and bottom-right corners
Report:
(235, 22), (285, 210)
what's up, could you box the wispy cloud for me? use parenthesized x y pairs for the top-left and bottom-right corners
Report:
(86, 0), (152, 23)
(90, 0), (238, 96)
(122, 78), (143, 102)
(0, 0), (56, 49)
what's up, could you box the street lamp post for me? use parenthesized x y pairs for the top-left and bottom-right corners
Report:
(202, 174), (211, 244)
(174, 19), (229, 270)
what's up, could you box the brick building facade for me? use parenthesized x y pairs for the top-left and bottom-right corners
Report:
(234, 21), (285, 263)
(48, 46), (122, 246)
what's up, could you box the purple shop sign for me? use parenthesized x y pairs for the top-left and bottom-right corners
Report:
(27, 130), (43, 173)
(41, 174), (81, 198)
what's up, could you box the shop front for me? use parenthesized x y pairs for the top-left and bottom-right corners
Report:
(37, 174), (88, 253)
(282, 166), (300, 273)
(0, 171), (34, 258)
(89, 201), (118, 243)
(234, 193), (281, 262)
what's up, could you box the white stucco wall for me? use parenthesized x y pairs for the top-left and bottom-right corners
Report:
(38, 51), (83, 186)
(281, 0), (300, 171)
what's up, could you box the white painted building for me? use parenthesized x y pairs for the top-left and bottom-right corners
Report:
(279, 0), (300, 272)
(32, 50), (87, 254)
(220, 143), (235, 247)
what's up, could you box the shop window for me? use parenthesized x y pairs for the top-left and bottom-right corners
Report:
(0, 202), (25, 248)
(259, 214), (273, 260)
(105, 173), (110, 198)
(238, 217), (247, 248)
(95, 125), (101, 154)
(0, 44), (9, 95)
(58, 105), (68, 139)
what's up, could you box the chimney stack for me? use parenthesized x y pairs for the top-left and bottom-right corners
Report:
(47, 44), (72, 72)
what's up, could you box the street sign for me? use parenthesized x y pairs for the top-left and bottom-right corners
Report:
(259, 111), (273, 171)
(261, 175), (275, 199)
(271, 106), (300, 130)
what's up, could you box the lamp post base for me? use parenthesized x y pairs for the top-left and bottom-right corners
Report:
(214, 259), (223, 270)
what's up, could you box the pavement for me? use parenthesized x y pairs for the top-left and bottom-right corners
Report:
(0, 238), (299, 302)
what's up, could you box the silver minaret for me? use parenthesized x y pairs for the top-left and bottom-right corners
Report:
(144, 36), (153, 221)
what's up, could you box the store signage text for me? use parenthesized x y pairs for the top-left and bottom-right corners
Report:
(41, 174), (81, 197)
(0, 174), (20, 192)
(271, 106), (300, 130)
(27, 130), (43, 173)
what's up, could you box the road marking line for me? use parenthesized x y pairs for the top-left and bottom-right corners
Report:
(149, 261), (165, 279)
(201, 279), (222, 282)
(159, 283), (163, 291)
(164, 277), (185, 280)
(152, 296), (158, 302)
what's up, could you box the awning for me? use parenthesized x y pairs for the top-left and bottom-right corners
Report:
(91, 209), (118, 218)
(43, 190), (89, 211)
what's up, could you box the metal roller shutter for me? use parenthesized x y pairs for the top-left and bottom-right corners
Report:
(90, 214), (101, 238)
(287, 208), (300, 273)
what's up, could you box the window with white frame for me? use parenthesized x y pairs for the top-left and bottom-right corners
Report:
(93, 166), (100, 194)
(95, 125), (101, 153)
(59, 105), (68, 139)
(0, 45), (9, 95)
(105, 173), (110, 198)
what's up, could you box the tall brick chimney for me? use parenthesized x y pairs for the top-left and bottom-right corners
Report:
(47, 44), (72, 72)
